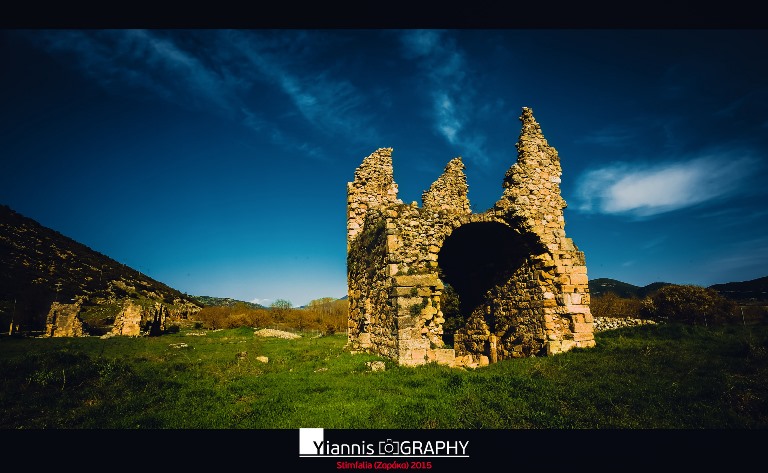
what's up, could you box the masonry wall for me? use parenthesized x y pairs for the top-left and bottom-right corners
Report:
(44, 302), (86, 337)
(346, 107), (594, 367)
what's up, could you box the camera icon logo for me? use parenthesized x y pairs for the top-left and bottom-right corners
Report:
(378, 439), (400, 455)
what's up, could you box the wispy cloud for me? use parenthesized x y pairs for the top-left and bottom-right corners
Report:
(30, 30), (239, 115)
(225, 30), (375, 142)
(399, 30), (489, 166)
(24, 29), (375, 159)
(641, 235), (668, 250)
(573, 154), (758, 217)
(705, 236), (768, 283)
(575, 125), (636, 147)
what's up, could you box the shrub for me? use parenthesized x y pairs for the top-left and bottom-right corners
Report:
(590, 292), (643, 319)
(640, 284), (737, 326)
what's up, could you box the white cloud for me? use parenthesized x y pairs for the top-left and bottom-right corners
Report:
(251, 298), (271, 306)
(574, 155), (757, 217)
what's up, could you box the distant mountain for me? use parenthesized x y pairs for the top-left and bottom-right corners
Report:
(589, 276), (768, 302)
(0, 204), (203, 333)
(588, 278), (673, 299)
(193, 295), (264, 309)
(709, 276), (768, 301)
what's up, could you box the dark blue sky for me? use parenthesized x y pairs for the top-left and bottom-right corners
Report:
(2, 29), (767, 306)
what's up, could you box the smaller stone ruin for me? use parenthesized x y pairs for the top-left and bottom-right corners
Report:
(107, 300), (171, 337)
(43, 298), (176, 338)
(44, 302), (86, 337)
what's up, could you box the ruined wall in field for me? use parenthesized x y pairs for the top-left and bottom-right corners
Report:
(44, 302), (86, 337)
(346, 107), (594, 367)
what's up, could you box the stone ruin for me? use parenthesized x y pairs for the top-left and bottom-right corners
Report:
(108, 299), (171, 337)
(43, 298), (174, 338)
(44, 302), (86, 337)
(346, 107), (595, 367)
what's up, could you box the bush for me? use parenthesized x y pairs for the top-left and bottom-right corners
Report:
(194, 305), (274, 329)
(192, 297), (348, 333)
(640, 284), (737, 326)
(590, 292), (643, 319)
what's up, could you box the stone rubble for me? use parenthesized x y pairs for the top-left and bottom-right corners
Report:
(593, 317), (658, 332)
(254, 328), (302, 339)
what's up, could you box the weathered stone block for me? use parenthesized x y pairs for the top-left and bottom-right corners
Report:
(434, 348), (455, 365)
(572, 322), (592, 333)
(571, 332), (594, 341)
(570, 273), (589, 285)
(393, 274), (441, 288)
(565, 304), (590, 314)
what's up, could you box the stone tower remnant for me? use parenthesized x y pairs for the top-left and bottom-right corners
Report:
(346, 107), (594, 367)
(44, 302), (86, 337)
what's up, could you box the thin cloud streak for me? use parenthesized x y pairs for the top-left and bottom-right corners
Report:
(573, 154), (758, 217)
(399, 30), (489, 167)
(31, 30), (239, 115)
(705, 236), (768, 283)
(225, 30), (376, 144)
(28, 30), (375, 159)
(575, 125), (636, 146)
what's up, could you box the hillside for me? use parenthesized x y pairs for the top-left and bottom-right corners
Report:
(710, 276), (768, 301)
(588, 278), (673, 298)
(0, 204), (202, 334)
(193, 295), (264, 309)
(590, 276), (768, 303)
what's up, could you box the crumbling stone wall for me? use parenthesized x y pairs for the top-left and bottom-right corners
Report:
(346, 107), (594, 367)
(109, 299), (170, 337)
(110, 299), (143, 336)
(44, 302), (86, 337)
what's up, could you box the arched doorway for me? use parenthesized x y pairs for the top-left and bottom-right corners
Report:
(437, 221), (542, 346)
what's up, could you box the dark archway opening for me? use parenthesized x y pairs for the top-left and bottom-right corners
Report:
(437, 221), (541, 346)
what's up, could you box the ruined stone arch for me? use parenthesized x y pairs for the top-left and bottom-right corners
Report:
(346, 107), (594, 367)
(436, 219), (545, 345)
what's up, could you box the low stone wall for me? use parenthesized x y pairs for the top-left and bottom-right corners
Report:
(593, 317), (658, 332)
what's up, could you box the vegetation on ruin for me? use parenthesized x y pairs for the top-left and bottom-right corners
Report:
(1, 318), (765, 429)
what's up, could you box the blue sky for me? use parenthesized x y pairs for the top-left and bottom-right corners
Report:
(1, 29), (767, 307)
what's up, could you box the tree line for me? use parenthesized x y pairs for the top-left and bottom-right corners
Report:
(193, 297), (348, 334)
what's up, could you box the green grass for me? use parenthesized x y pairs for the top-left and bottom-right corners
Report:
(1, 323), (766, 429)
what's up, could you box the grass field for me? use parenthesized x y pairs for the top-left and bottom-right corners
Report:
(1, 322), (766, 429)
